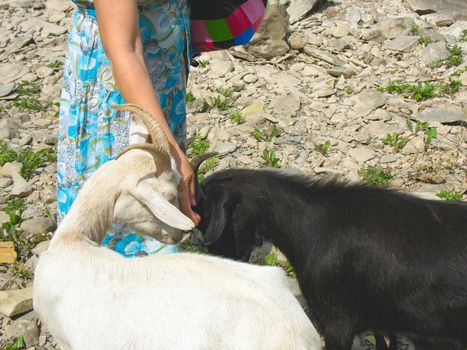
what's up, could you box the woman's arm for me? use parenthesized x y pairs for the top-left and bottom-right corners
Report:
(94, 0), (200, 225)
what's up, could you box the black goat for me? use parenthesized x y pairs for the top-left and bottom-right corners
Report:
(193, 167), (467, 350)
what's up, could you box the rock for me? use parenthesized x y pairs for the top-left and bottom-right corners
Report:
(0, 162), (22, 177)
(10, 173), (32, 197)
(46, 0), (73, 13)
(0, 287), (33, 317)
(271, 95), (301, 118)
(332, 21), (350, 38)
(35, 66), (54, 78)
(346, 7), (362, 27)
(414, 108), (467, 123)
(42, 22), (68, 37)
(381, 154), (399, 163)
(0, 82), (15, 97)
(246, 0), (289, 58)
(348, 147), (375, 163)
(327, 66), (355, 78)
(362, 17), (414, 42)
(0, 119), (19, 140)
(0, 211), (9, 225)
(20, 217), (56, 236)
(384, 36), (419, 52)
(351, 90), (387, 117)
(304, 46), (346, 66)
(4, 319), (39, 347)
(209, 61), (233, 77)
(0, 177), (13, 188)
(0, 241), (17, 264)
(424, 12), (456, 27)
(461, 71), (467, 86)
(402, 134), (426, 154)
(31, 240), (50, 256)
(288, 32), (306, 50)
(405, 0), (467, 20)
(243, 74), (258, 84)
(214, 141), (237, 154)
(286, 0), (320, 24)
(420, 42), (451, 64)
(0, 63), (30, 84)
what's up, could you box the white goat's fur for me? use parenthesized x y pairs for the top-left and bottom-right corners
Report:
(34, 106), (321, 350)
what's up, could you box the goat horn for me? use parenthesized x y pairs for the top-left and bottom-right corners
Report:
(117, 144), (171, 176)
(112, 104), (170, 154)
(190, 152), (218, 199)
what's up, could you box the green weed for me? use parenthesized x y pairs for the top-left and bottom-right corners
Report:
(180, 239), (209, 254)
(252, 127), (267, 141)
(264, 253), (296, 278)
(410, 24), (419, 36)
(428, 59), (445, 69)
(197, 59), (209, 68)
(251, 126), (282, 142)
(185, 91), (195, 103)
(13, 98), (43, 111)
(15, 81), (40, 95)
(436, 190), (464, 201)
(344, 86), (353, 95)
(1, 336), (24, 350)
(7, 261), (33, 280)
(407, 120), (437, 144)
(315, 140), (331, 156)
(208, 96), (233, 111)
(230, 109), (245, 124)
(197, 157), (219, 183)
(262, 148), (280, 168)
(214, 87), (233, 98)
(382, 133), (410, 151)
(418, 37), (435, 46)
(189, 137), (210, 156)
(48, 60), (63, 70)
(359, 166), (393, 187)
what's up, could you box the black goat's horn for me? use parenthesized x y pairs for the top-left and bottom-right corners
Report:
(190, 152), (218, 198)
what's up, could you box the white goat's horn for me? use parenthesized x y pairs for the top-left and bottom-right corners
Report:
(112, 104), (170, 154)
(117, 144), (171, 175)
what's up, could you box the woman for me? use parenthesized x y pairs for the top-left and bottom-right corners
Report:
(57, 0), (199, 256)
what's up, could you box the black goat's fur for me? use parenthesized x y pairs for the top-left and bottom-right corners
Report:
(195, 168), (467, 350)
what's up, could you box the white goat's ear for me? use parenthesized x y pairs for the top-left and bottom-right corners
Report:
(130, 185), (195, 231)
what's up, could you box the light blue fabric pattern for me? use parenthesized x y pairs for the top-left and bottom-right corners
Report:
(57, 0), (190, 257)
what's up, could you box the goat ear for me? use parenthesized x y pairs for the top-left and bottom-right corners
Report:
(130, 185), (195, 231)
(203, 195), (235, 245)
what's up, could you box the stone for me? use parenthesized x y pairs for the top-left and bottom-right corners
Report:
(214, 141), (237, 154)
(35, 66), (54, 78)
(4, 319), (39, 347)
(46, 0), (73, 13)
(10, 173), (32, 197)
(0, 287), (33, 317)
(405, 0), (467, 20)
(31, 240), (50, 256)
(243, 74), (258, 84)
(346, 7), (362, 27)
(384, 36), (419, 52)
(286, 0), (320, 24)
(348, 147), (375, 163)
(415, 108), (467, 123)
(42, 22), (67, 37)
(0, 211), (9, 225)
(0, 119), (19, 140)
(0, 63), (30, 84)
(271, 95), (301, 118)
(246, 0), (289, 58)
(351, 90), (387, 117)
(0, 82), (15, 97)
(461, 71), (467, 86)
(0, 177), (13, 188)
(332, 21), (350, 38)
(327, 66), (355, 79)
(402, 135), (426, 154)
(288, 32), (306, 50)
(381, 154), (399, 163)
(362, 17), (414, 42)
(0, 162), (23, 177)
(420, 42), (451, 64)
(0, 242), (17, 264)
(424, 12), (455, 27)
(20, 217), (56, 236)
(209, 61), (233, 77)
(304, 46), (346, 67)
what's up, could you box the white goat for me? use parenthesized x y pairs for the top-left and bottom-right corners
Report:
(33, 104), (321, 350)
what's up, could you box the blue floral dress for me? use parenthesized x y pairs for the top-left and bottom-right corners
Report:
(57, 0), (191, 256)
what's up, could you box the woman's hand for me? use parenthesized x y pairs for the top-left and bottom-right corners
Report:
(171, 146), (201, 226)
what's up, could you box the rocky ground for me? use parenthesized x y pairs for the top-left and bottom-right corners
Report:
(0, 0), (466, 348)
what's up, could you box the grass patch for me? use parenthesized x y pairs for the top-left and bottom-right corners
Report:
(1, 336), (25, 350)
(214, 87), (233, 98)
(7, 261), (33, 279)
(262, 148), (280, 168)
(264, 253), (296, 278)
(382, 133), (409, 151)
(410, 24), (419, 36)
(13, 98), (43, 111)
(344, 86), (353, 95)
(314, 140), (331, 156)
(206, 96), (233, 111)
(197, 59), (209, 68)
(407, 120), (437, 144)
(378, 78), (461, 101)
(197, 157), (219, 183)
(461, 29), (467, 43)
(48, 60), (63, 70)
(418, 37), (435, 46)
(359, 166), (393, 187)
(15, 81), (40, 95)
(436, 189), (464, 201)
(230, 109), (245, 124)
(179, 239), (209, 254)
(251, 125), (282, 142)
(189, 137), (210, 156)
(0, 141), (56, 179)
(185, 91), (195, 103)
